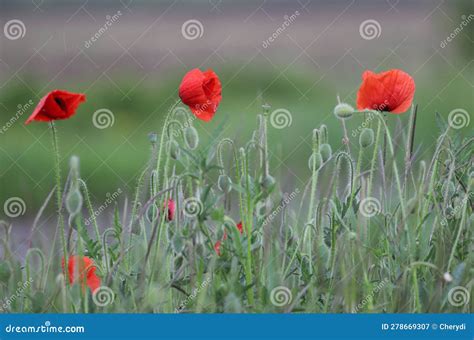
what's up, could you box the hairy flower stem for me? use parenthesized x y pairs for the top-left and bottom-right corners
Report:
(79, 179), (101, 242)
(260, 109), (270, 178)
(348, 147), (363, 213)
(238, 148), (255, 306)
(305, 129), (320, 275)
(404, 105), (417, 196)
(154, 100), (180, 194)
(367, 119), (382, 198)
(447, 178), (471, 271)
(50, 122), (68, 284)
(126, 167), (148, 270)
(374, 112), (420, 310)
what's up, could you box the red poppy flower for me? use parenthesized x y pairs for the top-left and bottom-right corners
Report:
(178, 68), (222, 122)
(165, 199), (175, 221)
(25, 90), (86, 124)
(214, 222), (245, 256)
(236, 222), (243, 234)
(61, 256), (101, 293)
(214, 240), (222, 256)
(356, 69), (415, 114)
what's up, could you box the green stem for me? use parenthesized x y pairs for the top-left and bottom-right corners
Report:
(50, 122), (68, 284)
(367, 119), (381, 198)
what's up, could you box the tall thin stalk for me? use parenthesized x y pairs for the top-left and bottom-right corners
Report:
(50, 122), (68, 281)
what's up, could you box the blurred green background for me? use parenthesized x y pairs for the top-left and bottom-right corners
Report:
(0, 0), (472, 218)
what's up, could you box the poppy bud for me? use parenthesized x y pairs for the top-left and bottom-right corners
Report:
(319, 143), (332, 162)
(348, 231), (357, 240)
(184, 126), (199, 150)
(66, 189), (83, 217)
(359, 128), (374, 148)
(146, 204), (159, 223)
(168, 140), (180, 160)
(171, 235), (185, 253)
(334, 103), (354, 119)
(335, 152), (352, 201)
(308, 152), (323, 171)
(148, 132), (158, 144)
(259, 174), (276, 190)
(217, 174), (232, 193)
(441, 181), (455, 198)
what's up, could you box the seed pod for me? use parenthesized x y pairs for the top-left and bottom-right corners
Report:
(171, 235), (185, 253)
(65, 189), (83, 217)
(335, 152), (353, 201)
(168, 139), (180, 160)
(334, 103), (354, 119)
(148, 132), (158, 144)
(308, 152), (323, 171)
(319, 143), (332, 162)
(146, 204), (159, 223)
(259, 174), (276, 190)
(441, 181), (455, 198)
(184, 126), (199, 150)
(359, 128), (374, 148)
(218, 174), (232, 193)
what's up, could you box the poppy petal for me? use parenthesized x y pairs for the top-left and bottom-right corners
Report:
(178, 68), (222, 122)
(356, 69), (415, 114)
(26, 90), (86, 124)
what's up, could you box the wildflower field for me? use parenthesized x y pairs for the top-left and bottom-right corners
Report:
(0, 1), (472, 316)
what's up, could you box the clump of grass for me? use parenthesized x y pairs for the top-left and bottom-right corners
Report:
(0, 101), (472, 314)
